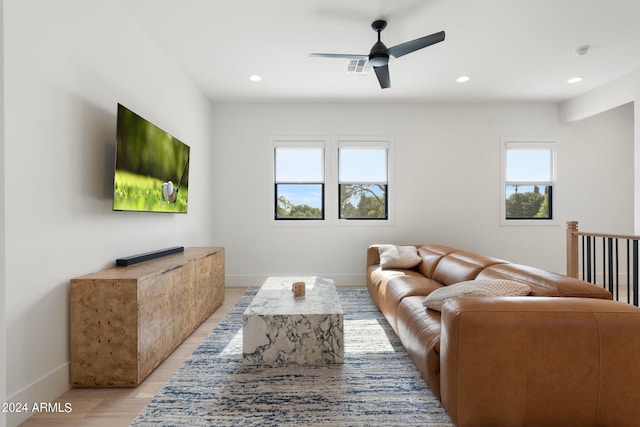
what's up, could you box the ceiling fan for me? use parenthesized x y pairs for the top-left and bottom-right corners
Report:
(310, 20), (445, 89)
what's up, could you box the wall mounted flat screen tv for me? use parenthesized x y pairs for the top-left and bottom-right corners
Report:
(113, 104), (190, 213)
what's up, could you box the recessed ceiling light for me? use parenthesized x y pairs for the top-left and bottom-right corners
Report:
(249, 75), (262, 82)
(567, 77), (584, 84)
(456, 75), (470, 83)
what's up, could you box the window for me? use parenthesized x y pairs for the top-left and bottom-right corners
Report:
(274, 144), (324, 220)
(338, 143), (388, 220)
(502, 138), (556, 222)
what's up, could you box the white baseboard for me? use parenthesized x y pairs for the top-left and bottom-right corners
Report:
(6, 363), (70, 427)
(224, 273), (366, 287)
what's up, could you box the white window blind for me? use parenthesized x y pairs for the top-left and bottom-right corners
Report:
(339, 147), (387, 184)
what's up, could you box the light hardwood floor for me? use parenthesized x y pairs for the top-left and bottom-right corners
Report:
(19, 287), (248, 427)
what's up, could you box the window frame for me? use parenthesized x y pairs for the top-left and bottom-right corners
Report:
(272, 139), (326, 221)
(269, 136), (394, 226)
(337, 142), (390, 221)
(500, 137), (558, 226)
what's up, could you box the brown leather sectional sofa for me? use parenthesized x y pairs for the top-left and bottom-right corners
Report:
(367, 244), (640, 427)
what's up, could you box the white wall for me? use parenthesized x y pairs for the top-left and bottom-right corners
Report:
(212, 101), (633, 287)
(560, 69), (640, 232)
(1, 1), (7, 426)
(3, 1), (215, 425)
(560, 103), (634, 234)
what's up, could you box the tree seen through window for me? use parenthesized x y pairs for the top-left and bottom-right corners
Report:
(339, 184), (386, 219)
(505, 185), (551, 219)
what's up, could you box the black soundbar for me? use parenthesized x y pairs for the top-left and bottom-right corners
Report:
(116, 246), (184, 266)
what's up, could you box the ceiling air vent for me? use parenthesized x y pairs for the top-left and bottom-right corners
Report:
(346, 59), (372, 74)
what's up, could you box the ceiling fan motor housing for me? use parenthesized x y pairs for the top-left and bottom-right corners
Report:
(369, 41), (389, 67)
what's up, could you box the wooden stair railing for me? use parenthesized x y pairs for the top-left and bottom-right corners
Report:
(566, 220), (639, 306)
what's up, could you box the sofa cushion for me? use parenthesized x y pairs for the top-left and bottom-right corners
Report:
(431, 251), (507, 285)
(396, 296), (443, 398)
(477, 263), (612, 300)
(423, 279), (531, 311)
(416, 245), (458, 279)
(368, 265), (422, 308)
(380, 275), (444, 333)
(378, 245), (421, 269)
(369, 265), (441, 331)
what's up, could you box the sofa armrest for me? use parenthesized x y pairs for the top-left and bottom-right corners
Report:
(440, 296), (640, 427)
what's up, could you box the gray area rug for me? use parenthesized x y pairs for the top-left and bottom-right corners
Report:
(131, 288), (455, 426)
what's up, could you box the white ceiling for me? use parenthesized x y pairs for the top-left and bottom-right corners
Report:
(120, 0), (640, 103)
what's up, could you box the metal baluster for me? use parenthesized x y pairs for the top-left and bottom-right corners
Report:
(607, 237), (614, 296)
(586, 236), (592, 283)
(614, 238), (619, 301)
(602, 237), (611, 292)
(627, 239), (631, 304)
(595, 237), (599, 284)
(633, 240), (639, 306)
(581, 235), (586, 281)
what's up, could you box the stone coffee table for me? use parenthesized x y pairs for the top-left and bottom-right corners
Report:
(242, 276), (344, 366)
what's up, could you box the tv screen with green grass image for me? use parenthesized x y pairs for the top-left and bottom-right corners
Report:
(113, 104), (190, 213)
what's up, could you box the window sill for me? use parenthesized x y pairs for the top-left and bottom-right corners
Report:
(500, 218), (560, 226)
(268, 217), (395, 227)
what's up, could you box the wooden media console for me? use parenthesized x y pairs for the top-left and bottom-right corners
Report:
(69, 247), (224, 387)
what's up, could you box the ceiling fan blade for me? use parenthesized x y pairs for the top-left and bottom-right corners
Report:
(374, 65), (390, 89)
(309, 53), (368, 60)
(388, 30), (445, 59)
